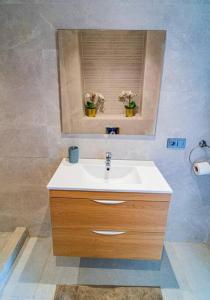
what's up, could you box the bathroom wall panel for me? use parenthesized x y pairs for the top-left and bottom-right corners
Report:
(0, 1), (210, 241)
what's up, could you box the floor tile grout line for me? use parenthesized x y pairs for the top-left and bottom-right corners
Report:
(165, 242), (194, 292)
(165, 243), (187, 289)
(32, 238), (54, 299)
(163, 243), (181, 289)
(76, 257), (81, 285)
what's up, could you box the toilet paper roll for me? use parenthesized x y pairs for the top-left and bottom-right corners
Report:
(193, 161), (210, 176)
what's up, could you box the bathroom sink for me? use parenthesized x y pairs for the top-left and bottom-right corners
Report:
(47, 158), (172, 193)
(81, 165), (141, 184)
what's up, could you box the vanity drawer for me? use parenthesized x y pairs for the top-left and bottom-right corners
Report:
(52, 227), (164, 259)
(50, 190), (171, 202)
(50, 198), (169, 232)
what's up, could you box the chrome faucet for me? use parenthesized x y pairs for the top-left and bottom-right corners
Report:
(105, 152), (112, 171)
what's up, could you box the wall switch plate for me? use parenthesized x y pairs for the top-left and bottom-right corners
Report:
(167, 138), (186, 149)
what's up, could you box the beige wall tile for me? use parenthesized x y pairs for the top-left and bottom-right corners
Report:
(0, 158), (49, 187)
(0, 49), (43, 90)
(0, 86), (47, 129)
(0, 128), (49, 158)
(0, 186), (50, 235)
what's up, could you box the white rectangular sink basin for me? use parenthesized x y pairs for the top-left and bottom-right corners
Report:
(47, 159), (172, 194)
(81, 165), (141, 184)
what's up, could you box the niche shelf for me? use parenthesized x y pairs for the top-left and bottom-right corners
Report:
(58, 29), (166, 135)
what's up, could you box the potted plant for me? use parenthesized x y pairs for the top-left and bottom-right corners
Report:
(119, 90), (137, 117)
(85, 92), (105, 117)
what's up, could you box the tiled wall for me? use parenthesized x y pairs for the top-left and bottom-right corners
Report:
(0, 0), (210, 241)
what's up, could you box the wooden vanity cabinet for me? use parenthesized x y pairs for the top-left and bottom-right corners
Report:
(49, 190), (171, 260)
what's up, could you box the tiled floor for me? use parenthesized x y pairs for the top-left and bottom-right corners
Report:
(0, 237), (210, 300)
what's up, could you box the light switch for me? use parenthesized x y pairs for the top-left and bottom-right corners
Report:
(167, 138), (186, 149)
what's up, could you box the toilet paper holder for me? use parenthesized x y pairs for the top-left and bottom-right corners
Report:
(198, 140), (210, 148)
(189, 139), (210, 165)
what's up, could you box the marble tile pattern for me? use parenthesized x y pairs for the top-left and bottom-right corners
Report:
(0, 0), (210, 240)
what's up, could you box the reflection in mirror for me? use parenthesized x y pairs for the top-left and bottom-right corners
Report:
(58, 29), (166, 135)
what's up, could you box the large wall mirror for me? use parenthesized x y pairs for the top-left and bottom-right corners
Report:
(58, 29), (166, 135)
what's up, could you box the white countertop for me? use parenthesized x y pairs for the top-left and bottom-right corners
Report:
(47, 158), (172, 194)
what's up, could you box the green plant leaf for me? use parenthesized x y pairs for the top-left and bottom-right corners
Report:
(129, 101), (136, 108)
(86, 101), (95, 109)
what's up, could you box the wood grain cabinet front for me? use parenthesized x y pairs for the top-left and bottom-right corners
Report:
(49, 190), (171, 260)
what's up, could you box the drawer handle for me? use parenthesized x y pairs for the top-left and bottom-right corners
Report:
(93, 200), (126, 205)
(92, 230), (127, 235)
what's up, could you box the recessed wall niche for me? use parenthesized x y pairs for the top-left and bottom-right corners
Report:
(58, 29), (166, 135)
